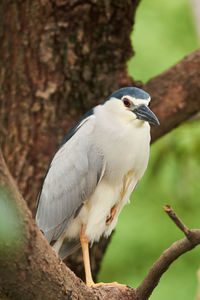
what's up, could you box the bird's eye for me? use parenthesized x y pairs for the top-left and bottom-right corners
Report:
(123, 98), (131, 107)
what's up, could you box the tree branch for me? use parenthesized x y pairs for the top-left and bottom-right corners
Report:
(143, 49), (200, 142)
(136, 207), (200, 300)
(0, 150), (92, 300)
(121, 49), (200, 142)
(0, 149), (138, 300)
(1, 145), (200, 300)
(164, 205), (190, 237)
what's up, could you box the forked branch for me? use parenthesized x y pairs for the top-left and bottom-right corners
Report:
(136, 206), (200, 300)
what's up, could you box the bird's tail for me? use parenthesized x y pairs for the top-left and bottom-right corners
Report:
(58, 238), (81, 259)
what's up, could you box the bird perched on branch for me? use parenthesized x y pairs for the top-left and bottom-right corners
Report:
(36, 87), (159, 287)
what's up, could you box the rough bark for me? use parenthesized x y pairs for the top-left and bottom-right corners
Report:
(0, 0), (139, 212)
(1, 151), (200, 300)
(1, 0), (200, 298)
(0, 0), (140, 281)
(0, 150), (137, 300)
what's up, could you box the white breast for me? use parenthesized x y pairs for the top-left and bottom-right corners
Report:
(93, 103), (150, 182)
(63, 102), (151, 243)
(84, 103), (150, 242)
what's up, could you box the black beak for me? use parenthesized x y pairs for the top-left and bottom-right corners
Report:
(133, 104), (160, 126)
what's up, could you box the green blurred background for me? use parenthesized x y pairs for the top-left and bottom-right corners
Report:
(99, 0), (200, 299)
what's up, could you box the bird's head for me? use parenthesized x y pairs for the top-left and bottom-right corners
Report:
(104, 87), (160, 126)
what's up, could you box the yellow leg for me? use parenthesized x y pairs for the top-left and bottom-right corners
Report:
(80, 224), (130, 289)
(80, 224), (94, 286)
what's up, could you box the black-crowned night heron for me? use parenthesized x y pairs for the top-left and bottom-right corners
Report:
(36, 87), (159, 287)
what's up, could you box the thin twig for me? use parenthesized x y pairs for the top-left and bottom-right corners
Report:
(164, 205), (190, 237)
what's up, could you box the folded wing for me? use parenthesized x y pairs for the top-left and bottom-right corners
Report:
(36, 115), (105, 243)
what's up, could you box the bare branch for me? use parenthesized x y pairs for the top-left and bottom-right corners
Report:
(136, 208), (200, 300)
(164, 205), (190, 236)
(164, 205), (199, 246)
(143, 49), (200, 142)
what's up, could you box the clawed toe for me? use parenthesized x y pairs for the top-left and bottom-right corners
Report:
(88, 281), (131, 289)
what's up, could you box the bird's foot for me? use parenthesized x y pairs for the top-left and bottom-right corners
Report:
(87, 281), (130, 288)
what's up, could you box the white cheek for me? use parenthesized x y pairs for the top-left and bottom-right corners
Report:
(127, 110), (137, 121)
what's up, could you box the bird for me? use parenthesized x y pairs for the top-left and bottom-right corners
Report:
(36, 87), (159, 287)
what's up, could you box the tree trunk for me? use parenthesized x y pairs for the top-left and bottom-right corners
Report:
(0, 0), (140, 281)
(0, 0), (139, 211)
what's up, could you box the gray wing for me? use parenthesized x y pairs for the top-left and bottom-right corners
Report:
(36, 115), (105, 243)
